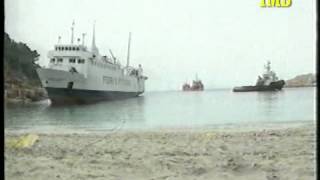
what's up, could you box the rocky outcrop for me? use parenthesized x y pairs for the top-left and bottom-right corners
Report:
(285, 73), (317, 87)
(5, 83), (48, 103)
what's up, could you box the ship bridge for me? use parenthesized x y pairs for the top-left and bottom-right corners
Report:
(54, 44), (87, 52)
(47, 43), (92, 76)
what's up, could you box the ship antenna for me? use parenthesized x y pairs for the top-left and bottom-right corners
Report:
(82, 33), (86, 46)
(71, 20), (75, 44)
(266, 60), (271, 72)
(126, 32), (132, 67)
(58, 36), (61, 44)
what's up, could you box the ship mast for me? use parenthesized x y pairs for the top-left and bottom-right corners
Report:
(71, 20), (75, 44)
(265, 61), (271, 72)
(82, 33), (86, 46)
(58, 36), (61, 44)
(126, 32), (131, 67)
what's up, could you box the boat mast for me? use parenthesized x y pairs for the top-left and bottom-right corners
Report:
(265, 61), (271, 72)
(82, 33), (86, 46)
(58, 36), (61, 44)
(126, 32), (131, 67)
(71, 20), (75, 44)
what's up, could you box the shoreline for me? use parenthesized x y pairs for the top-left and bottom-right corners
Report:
(5, 120), (315, 135)
(5, 121), (315, 180)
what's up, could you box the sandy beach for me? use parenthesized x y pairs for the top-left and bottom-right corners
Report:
(5, 122), (315, 180)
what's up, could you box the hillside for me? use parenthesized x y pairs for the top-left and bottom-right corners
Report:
(4, 32), (47, 103)
(285, 73), (317, 87)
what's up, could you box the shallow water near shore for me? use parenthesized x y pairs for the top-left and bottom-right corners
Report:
(5, 87), (316, 132)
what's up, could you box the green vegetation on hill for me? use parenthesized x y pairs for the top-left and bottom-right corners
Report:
(4, 32), (41, 86)
(4, 32), (47, 103)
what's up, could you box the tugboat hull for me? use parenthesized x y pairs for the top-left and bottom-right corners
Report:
(233, 80), (285, 92)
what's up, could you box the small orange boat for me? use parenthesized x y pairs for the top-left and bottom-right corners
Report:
(182, 75), (204, 91)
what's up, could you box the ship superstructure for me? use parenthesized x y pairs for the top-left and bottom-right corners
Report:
(255, 61), (279, 86)
(37, 22), (147, 104)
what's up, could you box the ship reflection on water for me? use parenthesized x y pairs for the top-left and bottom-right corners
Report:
(256, 91), (282, 116)
(5, 97), (146, 131)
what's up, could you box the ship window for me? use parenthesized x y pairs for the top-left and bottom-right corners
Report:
(77, 59), (85, 64)
(76, 47), (80, 51)
(72, 47), (76, 51)
(58, 58), (63, 63)
(69, 58), (76, 63)
(50, 58), (55, 63)
(61, 47), (64, 50)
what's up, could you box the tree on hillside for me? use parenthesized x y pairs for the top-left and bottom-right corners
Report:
(4, 32), (41, 85)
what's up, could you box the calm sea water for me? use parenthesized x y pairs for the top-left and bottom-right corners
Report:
(5, 87), (316, 132)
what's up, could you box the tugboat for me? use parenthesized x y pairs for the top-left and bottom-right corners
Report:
(233, 61), (285, 92)
(182, 74), (204, 91)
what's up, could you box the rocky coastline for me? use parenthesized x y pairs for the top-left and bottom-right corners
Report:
(5, 80), (48, 105)
(285, 73), (316, 88)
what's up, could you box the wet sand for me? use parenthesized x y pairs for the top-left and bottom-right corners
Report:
(5, 122), (315, 180)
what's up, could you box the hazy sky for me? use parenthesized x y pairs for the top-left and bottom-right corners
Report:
(5, 0), (316, 91)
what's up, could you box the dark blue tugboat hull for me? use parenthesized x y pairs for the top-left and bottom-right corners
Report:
(233, 80), (285, 92)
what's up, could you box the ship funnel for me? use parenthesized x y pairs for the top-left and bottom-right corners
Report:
(91, 21), (99, 55)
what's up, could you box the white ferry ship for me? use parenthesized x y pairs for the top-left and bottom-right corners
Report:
(36, 22), (147, 104)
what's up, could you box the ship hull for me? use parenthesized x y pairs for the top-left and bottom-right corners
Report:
(182, 89), (204, 91)
(46, 87), (142, 105)
(233, 80), (285, 92)
(36, 68), (145, 105)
